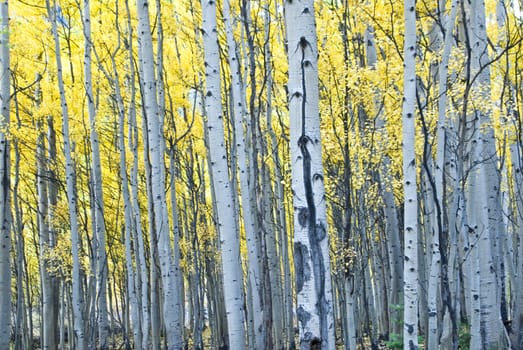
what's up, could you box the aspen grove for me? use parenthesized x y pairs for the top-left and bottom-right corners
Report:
(2, 0), (523, 349)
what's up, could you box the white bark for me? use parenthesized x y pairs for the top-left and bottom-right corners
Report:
(168, 151), (185, 347)
(284, 1), (335, 348)
(37, 127), (56, 350)
(345, 279), (357, 350)
(262, 8), (285, 348)
(36, 81), (59, 350)
(0, 2), (9, 348)
(466, 180), (481, 349)
(135, 1), (182, 348)
(436, 2), (460, 348)
(132, 99), (154, 349)
(467, 0), (508, 347)
(119, 104), (142, 349)
(426, 177), (440, 350)
(402, 0), (419, 348)
(81, 2), (108, 347)
(201, 0), (247, 348)
(223, 1), (263, 348)
(369, 25), (404, 337)
(123, 1), (150, 345)
(510, 143), (523, 348)
(105, 38), (143, 347)
(46, 1), (85, 348)
(140, 97), (161, 350)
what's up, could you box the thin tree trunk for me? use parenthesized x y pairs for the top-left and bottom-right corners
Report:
(201, 0), (247, 347)
(402, 0), (418, 347)
(35, 74), (60, 350)
(0, 1), (10, 348)
(223, 1), (263, 347)
(111, 38), (143, 347)
(435, 2), (460, 348)
(510, 142), (523, 348)
(465, 0), (508, 346)
(262, 8), (285, 347)
(14, 142), (26, 350)
(136, 1), (182, 348)
(168, 148), (185, 349)
(81, 2), (108, 347)
(122, 1), (151, 346)
(46, 1), (85, 348)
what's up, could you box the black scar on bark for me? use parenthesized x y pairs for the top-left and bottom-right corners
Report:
(310, 338), (322, 350)
(296, 305), (311, 327)
(406, 322), (414, 334)
(294, 242), (311, 293)
(298, 207), (309, 228)
(316, 222), (326, 241)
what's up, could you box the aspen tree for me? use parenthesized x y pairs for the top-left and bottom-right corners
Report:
(466, 0), (508, 347)
(46, 1), (86, 348)
(136, 0), (182, 350)
(37, 124), (54, 350)
(223, 0), (264, 348)
(0, 1), (9, 348)
(510, 143), (523, 348)
(117, 78), (142, 349)
(103, 14), (144, 345)
(261, 7), (285, 349)
(364, 23), (404, 340)
(168, 148), (185, 345)
(12, 119), (27, 349)
(435, 1), (460, 348)
(201, 0), (247, 347)
(123, 1), (150, 346)
(139, 80), (162, 350)
(284, 0), (335, 348)
(402, 0), (419, 348)
(136, 0), (182, 348)
(36, 79), (60, 349)
(81, 1), (109, 347)
(156, 0), (185, 346)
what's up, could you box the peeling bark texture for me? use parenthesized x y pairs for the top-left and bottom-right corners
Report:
(284, 1), (335, 349)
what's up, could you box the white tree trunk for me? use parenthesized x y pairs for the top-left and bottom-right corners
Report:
(81, 2), (109, 347)
(402, 0), (419, 348)
(436, 2), (459, 348)
(201, 0), (247, 348)
(122, 1), (150, 345)
(510, 143), (523, 348)
(467, 0), (508, 347)
(0, 2), (9, 348)
(118, 105), (142, 349)
(223, 1), (263, 348)
(105, 40), (144, 347)
(37, 126), (57, 350)
(135, 1), (182, 348)
(46, 1), (85, 348)
(423, 165), (440, 350)
(36, 79), (60, 350)
(284, 1), (335, 348)
(168, 150), (185, 347)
